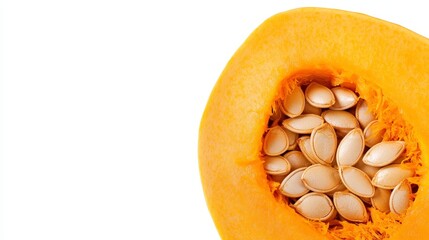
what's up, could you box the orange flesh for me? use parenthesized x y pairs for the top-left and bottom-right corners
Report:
(199, 8), (429, 240)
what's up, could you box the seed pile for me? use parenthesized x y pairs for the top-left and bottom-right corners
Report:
(263, 82), (415, 223)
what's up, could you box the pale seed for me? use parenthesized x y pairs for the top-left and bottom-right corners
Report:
(263, 156), (291, 175)
(355, 99), (376, 129)
(282, 114), (324, 134)
(296, 136), (319, 164)
(294, 192), (337, 221)
(339, 166), (375, 198)
(333, 191), (368, 222)
(331, 155), (339, 169)
(372, 164), (414, 189)
(284, 128), (299, 151)
(360, 196), (372, 205)
(271, 174), (287, 183)
(371, 188), (391, 213)
(279, 167), (310, 198)
(363, 120), (385, 147)
(263, 126), (289, 156)
(283, 151), (312, 170)
(390, 179), (412, 215)
(321, 110), (359, 131)
(303, 100), (322, 115)
(304, 82), (336, 108)
(336, 128), (365, 167)
(326, 183), (347, 197)
(287, 142), (298, 151)
(335, 128), (351, 139)
(329, 87), (359, 110)
(355, 158), (380, 179)
(310, 123), (337, 165)
(282, 87), (305, 118)
(363, 141), (406, 167)
(302, 164), (341, 193)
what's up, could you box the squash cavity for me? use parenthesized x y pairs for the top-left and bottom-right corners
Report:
(266, 69), (423, 239)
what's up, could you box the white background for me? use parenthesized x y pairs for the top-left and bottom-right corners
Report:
(2, 1), (428, 239)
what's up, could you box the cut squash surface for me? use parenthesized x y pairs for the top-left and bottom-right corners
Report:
(199, 7), (429, 239)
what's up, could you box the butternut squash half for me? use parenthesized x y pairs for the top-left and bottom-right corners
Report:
(199, 7), (429, 239)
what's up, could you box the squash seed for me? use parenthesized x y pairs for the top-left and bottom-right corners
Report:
(310, 123), (337, 165)
(333, 191), (368, 223)
(363, 120), (385, 147)
(336, 128), (365, 167)
(355, 158), (380, 178)
(263, 126), (289, 156)
(363, 141), (406, 167)
(263, 156), (291, 175)
(372, 164), (414, 189)
(282, 87), (305, 118)
(360, 196), (372, 205)
(284, 128), (299, 151)
(321, 110), (359, 131)
(339, 166), (375, 198)
(271, 174), (287, 183)
(283, 151), (312, 170)
(303, 100), (322, 115)
(390, 179), (412, 215)
(304, 82), (336, 108)
(355, 99), (376, 129)
(371, 188), (391, 213)
(302, 164), (341, 193)
(287, 143), (298, 151)
(294, 192), (336, 221)
(331, 156), (339, 169)
(326, 183), (347, 197)
(329, 87), (359, 110)
(282, 114), (324, 134)
(296, 136), (319, 164)
(335, 128), (351, 139)
(279, 167), (310, 198)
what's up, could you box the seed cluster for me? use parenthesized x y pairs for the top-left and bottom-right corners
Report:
(263, 82), (415, 223)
